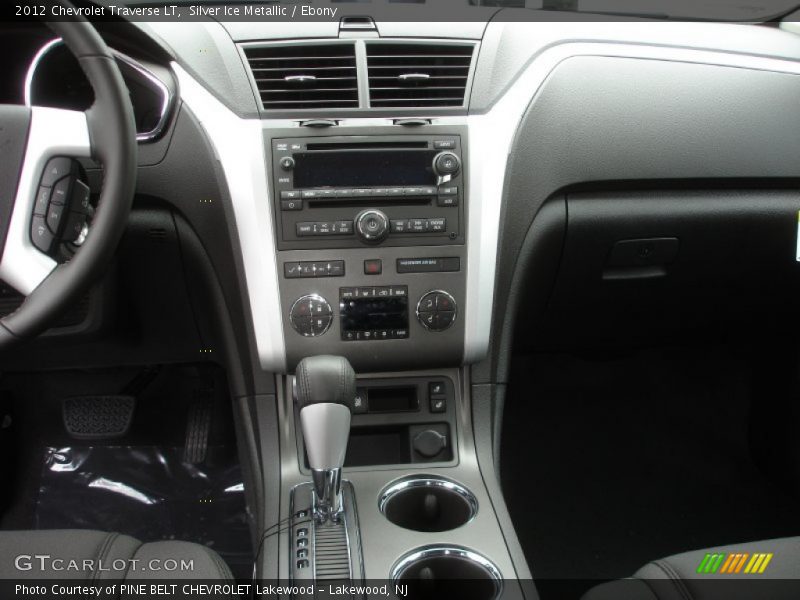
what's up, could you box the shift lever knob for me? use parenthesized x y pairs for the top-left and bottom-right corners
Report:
(295, 356), (356, 522)
(295, 355), (356, 411)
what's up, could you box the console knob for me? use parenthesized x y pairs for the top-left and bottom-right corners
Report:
(290, 294), (332, 337)
(417, 291), (457, 332)
(433, 152), (461, 177)
(355, 209), (390, 243)
(280, 156), (295, 171)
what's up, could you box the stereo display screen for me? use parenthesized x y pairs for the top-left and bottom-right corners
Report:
(293, 150), (438, 188)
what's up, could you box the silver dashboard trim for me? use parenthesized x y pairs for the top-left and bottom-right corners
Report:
(0, 108), (91, 295)
(174, 62), (288, 372)
(175, 38), (800, 373)
(24, 38), (173, 143)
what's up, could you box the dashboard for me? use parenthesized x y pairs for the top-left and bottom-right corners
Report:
(3, 13), (800, 379)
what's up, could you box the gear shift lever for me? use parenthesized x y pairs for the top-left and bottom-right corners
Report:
(295, 355), (356, 523)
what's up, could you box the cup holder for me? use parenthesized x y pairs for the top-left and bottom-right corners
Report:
(379, 476), (478, 532)
(392, 546), (502, 600)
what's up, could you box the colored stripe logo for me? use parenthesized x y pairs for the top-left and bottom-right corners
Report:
(696, 552), (773, 574)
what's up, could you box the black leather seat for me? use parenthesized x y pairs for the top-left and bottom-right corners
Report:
(0, 529), (233, 581)
(583, 537), (800, 600)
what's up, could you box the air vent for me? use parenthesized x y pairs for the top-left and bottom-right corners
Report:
(244, 43), (359, 110)
(366, 42), (475, 108)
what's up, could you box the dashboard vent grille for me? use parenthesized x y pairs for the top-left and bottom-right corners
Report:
(366, 42), (475, 108)
(244, 43), (359, 110)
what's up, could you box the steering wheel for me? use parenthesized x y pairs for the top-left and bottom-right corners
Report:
(0, 14), (137, 349)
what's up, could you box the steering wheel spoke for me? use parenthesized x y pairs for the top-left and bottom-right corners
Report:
(0, 106), (91, 296)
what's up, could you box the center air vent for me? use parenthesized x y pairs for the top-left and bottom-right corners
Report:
(366, 42), (475, 108)
(243, 43), (359, 110)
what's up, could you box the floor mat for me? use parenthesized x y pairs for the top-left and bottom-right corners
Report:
(36, 445), (252, 579)
(501, 347), (800, 599)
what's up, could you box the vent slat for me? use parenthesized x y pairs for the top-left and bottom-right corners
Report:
(244, 43), (358, 110)
(366, 42), (474, 108)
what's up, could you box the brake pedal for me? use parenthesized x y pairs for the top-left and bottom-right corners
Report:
(62, 395), (135, 439)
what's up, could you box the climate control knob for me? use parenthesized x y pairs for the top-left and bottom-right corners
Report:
(355, 209), (390, 243)
(416, 291), (457, 332)
(290, 294), (332, 337)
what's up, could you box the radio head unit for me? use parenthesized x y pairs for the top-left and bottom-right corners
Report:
(271, 135), (464, 250)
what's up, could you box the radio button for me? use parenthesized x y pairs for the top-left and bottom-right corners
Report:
(434, 140), (456, 150)
(429, 218), (446, 232)
(404, 187), (423, 196)
(410, 219), (429, 232)
(393, 329), (409, 339)
(317, 222), (333, 235)
(354, 188), (371, 196)
(301, 190), (318, 199)
(318, 189), (335, 198)
(281, 199), (303, 211)
(390, 219), (408, 233)
(387, 187), (404, 196)
(439, 186), (458, 196)
(281, 190), (301, 199)
(421, 186), (437, 196)
(437, 196), (458, 207)
(296, 222), (314, 236)
(372, 188), (389, 197)
(336, 189), (353, 197)
(335, 221), (354, 234)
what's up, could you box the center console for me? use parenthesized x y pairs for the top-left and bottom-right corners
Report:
(270, 129), (468, 372)
(267, 127), (526, 599)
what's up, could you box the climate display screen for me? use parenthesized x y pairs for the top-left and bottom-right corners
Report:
(340, 296), (409, 332)
(293, 150), (438, 188)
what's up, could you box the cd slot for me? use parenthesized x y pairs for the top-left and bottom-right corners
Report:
(305, 141), (428, 151)
(308, 198), (432, 209)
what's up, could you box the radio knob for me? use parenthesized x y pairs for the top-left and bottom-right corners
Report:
(280, 156), (295, 171)
(433, 152), (461, 177)
(355, 209), (390, 243)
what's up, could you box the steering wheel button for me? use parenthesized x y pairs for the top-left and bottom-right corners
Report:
(70, 180), (91, 214)
(41, 157), (73, 187)
(34, 186), (51, 215)
(51, 177), (71, 205)
(30, 216), (54, 253)
(63, 212), (87, 243)
(46, 204), (65, 234)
